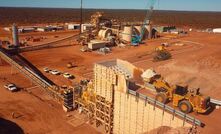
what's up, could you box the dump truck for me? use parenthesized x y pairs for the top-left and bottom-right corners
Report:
(142, 69), (210, 113)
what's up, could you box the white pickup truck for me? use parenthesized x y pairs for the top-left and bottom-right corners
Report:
(4, 84), (18, 92)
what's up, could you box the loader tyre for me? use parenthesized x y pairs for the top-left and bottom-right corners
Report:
(179, 100), (192, 113)
(155, 93), (167, 104)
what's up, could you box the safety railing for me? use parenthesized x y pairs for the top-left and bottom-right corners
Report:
(127, 89), (203, 127)
(210, 98), (221, 106)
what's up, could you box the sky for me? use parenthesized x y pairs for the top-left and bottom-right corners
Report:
(0, 0), (220, 12)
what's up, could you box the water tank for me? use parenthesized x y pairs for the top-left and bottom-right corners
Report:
(122, 26), (132, 42)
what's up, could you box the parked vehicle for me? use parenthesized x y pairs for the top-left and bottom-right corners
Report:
(4, 84), (18, 92)
(50, 70), (60, 75)
(63, 73), (74, 79)
(43, 67), (51, 73)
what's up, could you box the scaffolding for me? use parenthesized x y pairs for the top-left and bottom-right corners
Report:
(95, 95), (114, 134)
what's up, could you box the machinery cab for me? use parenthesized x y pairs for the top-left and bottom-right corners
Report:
(173, 87), (210, 113)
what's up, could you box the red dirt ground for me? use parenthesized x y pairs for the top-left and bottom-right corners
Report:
(0, 31), (221, 133)
(0, 66), (100, 134)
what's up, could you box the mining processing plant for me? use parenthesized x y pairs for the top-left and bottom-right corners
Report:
(0, 0), (221, 134)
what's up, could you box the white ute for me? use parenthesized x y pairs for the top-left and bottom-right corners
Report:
(63, 73), (74, 79)
(4, 84), (18, 92)
(50, 70), (60, 75)
(43, 67), (51, 73)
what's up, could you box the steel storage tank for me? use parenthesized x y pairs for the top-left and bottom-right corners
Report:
(12, 24), (19, 46)
(98, 30), (104, 38)
(122, 26), (132, 42)
(135, 25), (149, 40)
(134, 26), (142, 35)
(146, 24), (152, 39)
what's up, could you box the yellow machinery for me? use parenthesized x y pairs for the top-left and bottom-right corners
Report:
(155, 44), (167, 51)
(147, 76), (210, 113)
(66, 62), (73, 68)
(153, 44), (171, 61)
(79, 80), (96, 105)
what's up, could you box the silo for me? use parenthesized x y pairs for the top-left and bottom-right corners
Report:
(122, 26), (132, 42)
(98, 30), (104, 38)
(12, 24), (19, 46)
(134, 26), (142, 35)
(146, 24), (152, 39)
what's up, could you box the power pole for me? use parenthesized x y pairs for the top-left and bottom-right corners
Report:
(80, 0), (83, 34)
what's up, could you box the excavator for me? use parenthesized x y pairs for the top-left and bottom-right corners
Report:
(142, 70), (210, 113)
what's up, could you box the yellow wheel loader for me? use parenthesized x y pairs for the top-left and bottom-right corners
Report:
(147, 75), (210, 114)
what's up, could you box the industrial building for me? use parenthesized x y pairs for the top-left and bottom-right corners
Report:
(4, 26), (36, 33)
(3, 25), (64, 33)
(36, 26), (64, 32)
(68, 24), (80, 30)
(213, 28), (221, 33)
(18, 27), (36, 33)
(81, 24), (93, 33)
(154, 26), (176, 33)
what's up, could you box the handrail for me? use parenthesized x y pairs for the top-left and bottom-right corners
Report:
(210, 98), (221, 106)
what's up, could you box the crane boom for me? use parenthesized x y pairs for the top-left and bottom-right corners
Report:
(140, 0), (157, 42)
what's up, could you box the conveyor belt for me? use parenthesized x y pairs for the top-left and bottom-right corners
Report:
(0, 47), (63, 102)
(19, 34), (79, 52)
